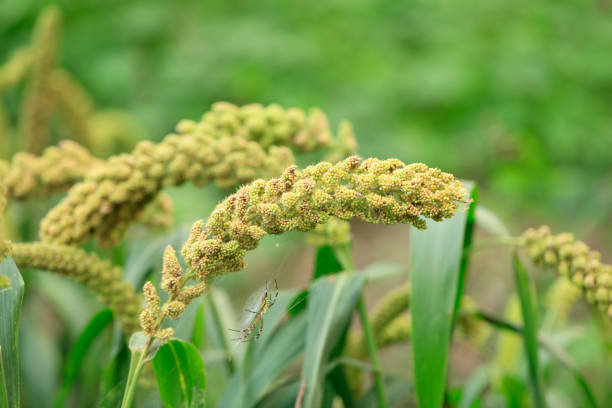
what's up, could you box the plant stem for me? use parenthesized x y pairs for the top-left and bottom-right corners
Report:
(205, 294), (235, 374)
(120, 339), (150, 408)
(119, 269), (197, 407)
(334, 244), (389, 408)
(469, 237), (521, 253)
(472, 310), (598, 408)
(356, 297), (389, 408)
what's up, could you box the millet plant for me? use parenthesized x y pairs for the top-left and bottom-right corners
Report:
(1, 7), (611, 408)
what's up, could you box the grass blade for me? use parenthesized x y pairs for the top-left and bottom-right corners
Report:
(217, 291), (305, 407)
(512, 252), (545, 408)
(53, 309), (113, 408)
(300, 272), (365, 408)
(152, 339), (206, 408)
(315, 245), (355, 407)
(0, 257), (24, 408)
(452, 184), (478, 323)
(410, 182), (475, 408)
(458, 365), (489, 408)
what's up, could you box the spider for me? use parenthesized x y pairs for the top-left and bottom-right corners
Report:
(230, 279), (278, 342)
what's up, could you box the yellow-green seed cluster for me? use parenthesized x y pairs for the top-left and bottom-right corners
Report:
(48, 69), (95, 144)
(1, 140), (99, 201)
(306, 217), (352, 247)
(19, 5), (61, 153)
(377, 315), (412, 348)
(545, 278), (582, 326)
(347, 282), (411, 358)
(39, 102), (353, 247)
(522, 225), (612, 319)
(139, 246), (206, 340)
(40, 128), (296, 247)
(182, 102), (357, 159)
(0, 47), (34, 92)
(183, 156), (467, 281)
(11, 242), (141, 333)
(370, 282), (411, 333)
(137, 193), (174, 231)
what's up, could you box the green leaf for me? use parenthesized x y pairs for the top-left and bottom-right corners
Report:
(312, 245), (354, 406)
(97, 345), (130, 408)
(313, 245), (344, 279)
(242, 312), (307, 405)
(474, 205), (511, 238)
(288, 245), (345, 318)
(53, 309), (113, 408)
(217, 292), (305, 407)
(452, 184), (478, 323)
(0, 256), (24, 408)
(0, 346), (8, 408)
(513, 252), (545, 407)
(152, 339), (206, 408)
(300, 272), (365, 408)
(458, 365), (489, 408)
(410, 182), (475, 408)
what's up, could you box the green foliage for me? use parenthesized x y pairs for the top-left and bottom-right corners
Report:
(301, 273), (364, 408)
(513, 253), (545, 407)
(0, 257), (23, 408)
(152, 339), (206, 408)
(53, 309), (113, 408)
(410, 183), (476, 408)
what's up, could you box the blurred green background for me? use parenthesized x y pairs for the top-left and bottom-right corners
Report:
(2, 0), (611, 245)
(2, 1), (612, 406)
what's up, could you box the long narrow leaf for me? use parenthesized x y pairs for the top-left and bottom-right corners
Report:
(314, 245), (354, 407)
(53, 309), (113, 408)
(1, 346), (8, 408)
(410, 182), (475, 408)
(452, 184), (478, 323)
(513, 252), (545, 408)
(217, 292), (304, 407)
(300, 273), (365, 408)
(0, 257), (24, 408)
(152, 339), (206, 408)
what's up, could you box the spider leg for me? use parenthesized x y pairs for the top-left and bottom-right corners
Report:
(255, 316), (264, 339)
(269, 279), (279, 306)
(245, 308), (258, 314)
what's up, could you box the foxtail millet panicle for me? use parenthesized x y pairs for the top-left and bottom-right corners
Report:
(47, 69), (95, 145)
(40, 130), (295, 247)
(306, 216), (352, 247)
(1, 140), (99, 201)
(182, 156), (468, 281)
(521, 225), (612, 320)
(10, 242), (141, 333)
(184, 102), (357, 159)
(139, 245), (206, 340)
(0, 47), (34, 92)
(19, 5), (61, 154)
(40, 103), (354, 247)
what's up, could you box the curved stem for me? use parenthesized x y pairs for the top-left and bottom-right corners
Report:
(120, 338), (151, 408)
(472, 310), (598, 408)
(119, 269), (197, 407)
